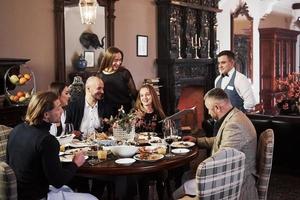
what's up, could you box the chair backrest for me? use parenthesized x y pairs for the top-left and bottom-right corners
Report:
(257, 128), (274, 200)
(0, 125), (13, 162)
(0, 161), (18, 200)
(196, 147), (245, 200)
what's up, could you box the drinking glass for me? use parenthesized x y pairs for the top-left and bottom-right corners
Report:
(95, 118), (104, 133)
(163, 119), (175, 157)
(64, 123), (74, 135)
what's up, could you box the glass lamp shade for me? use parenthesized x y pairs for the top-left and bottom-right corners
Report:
(79, 0), (98, 25)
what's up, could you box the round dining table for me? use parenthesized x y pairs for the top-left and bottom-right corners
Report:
(77, 146), (199, 177)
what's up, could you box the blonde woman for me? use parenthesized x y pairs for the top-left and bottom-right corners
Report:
(98, 46), (137, 117)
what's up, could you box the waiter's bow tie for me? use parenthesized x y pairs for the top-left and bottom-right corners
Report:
(221, 73), (229, 77)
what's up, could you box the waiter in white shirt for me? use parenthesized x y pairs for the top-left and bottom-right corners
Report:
(215, 50), (256, 112)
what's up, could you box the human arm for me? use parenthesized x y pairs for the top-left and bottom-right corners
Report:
(235, 73), (257, 109)
(40, 136), (78, 188)
(217, 121), (243, 150)
(183, 135), (215, 149)
(122, 67), (138, 100)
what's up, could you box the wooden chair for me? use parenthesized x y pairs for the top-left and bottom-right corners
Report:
(257, 129), (274, 200)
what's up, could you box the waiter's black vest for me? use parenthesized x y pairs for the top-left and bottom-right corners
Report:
(216, 70), (245, 112)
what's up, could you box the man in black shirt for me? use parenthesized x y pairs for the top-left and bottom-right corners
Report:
(7, 91), (97, 199)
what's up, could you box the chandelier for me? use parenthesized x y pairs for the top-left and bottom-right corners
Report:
(79, 0), (98, 25)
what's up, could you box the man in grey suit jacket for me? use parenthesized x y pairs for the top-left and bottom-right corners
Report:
(174, 88), (258, 200)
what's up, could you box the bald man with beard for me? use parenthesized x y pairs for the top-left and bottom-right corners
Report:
(65, 76), (108, 134)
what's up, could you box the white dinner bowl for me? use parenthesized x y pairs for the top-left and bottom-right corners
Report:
(110, 145), (138, 158)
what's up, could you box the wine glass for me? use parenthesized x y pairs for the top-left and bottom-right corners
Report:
(64, 123), (74, 136)
(163, 119), (175, 157)
(95, 118), (104, 133)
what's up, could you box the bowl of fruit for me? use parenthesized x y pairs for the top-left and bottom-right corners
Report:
(4, 65), (36, 106)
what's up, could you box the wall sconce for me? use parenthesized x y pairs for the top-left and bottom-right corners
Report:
(79, 0), (98, 24)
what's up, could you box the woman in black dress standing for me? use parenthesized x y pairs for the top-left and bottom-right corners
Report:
(98, 47), (137, 118)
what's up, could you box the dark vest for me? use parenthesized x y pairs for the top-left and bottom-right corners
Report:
(216, 70), (245, 112)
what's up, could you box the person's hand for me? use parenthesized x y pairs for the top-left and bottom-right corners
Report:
(72, 130), (82, 140)
(72, 130), (81, 137)
(134, 109), (144, 119)
(72, 151), (86, 167)
(183, 135), (196, 143)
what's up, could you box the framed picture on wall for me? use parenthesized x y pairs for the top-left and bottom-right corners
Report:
(136, 35), (148, 57)
(84, 51), (95, 67)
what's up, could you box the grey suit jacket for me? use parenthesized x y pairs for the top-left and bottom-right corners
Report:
(197, 108), (258, 200)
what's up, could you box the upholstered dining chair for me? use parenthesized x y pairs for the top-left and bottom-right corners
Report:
(0, 125), (13, 162)
(257, 129), (274, 200)
(195, 147), (246, 200)
(0, 161), (18, 200)
(0, 125), (17, 200)
(174, 147), (246, 200)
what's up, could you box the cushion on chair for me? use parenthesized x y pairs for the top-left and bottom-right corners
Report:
(0, 125), (13, 162)
(196, 147), (245, 200)
(257, 129), (274, 200)
(0, 161), (17, 200)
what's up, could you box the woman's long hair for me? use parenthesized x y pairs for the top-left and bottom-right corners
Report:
(25, 92), (58, 126)
(49, 82), (68, 96)
(99, 46), (124, 72)
(135, 84), (166, 119)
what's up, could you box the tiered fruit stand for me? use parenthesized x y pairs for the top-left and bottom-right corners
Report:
(4, 65), (36, 106)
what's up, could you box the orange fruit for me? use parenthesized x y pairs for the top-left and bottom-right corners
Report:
(9, 95), (15, 101)
(23, 73), (31, 80)
(19, 96), (26, 102)
(13, 96), (19, 102)
(19, 77), (27, 85)
(17, 91), (25, 97)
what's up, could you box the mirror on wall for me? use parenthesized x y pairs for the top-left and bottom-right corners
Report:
(64, 6), (105, 80)
(54, 0), (117, 82)
(231, 2), (253, 80)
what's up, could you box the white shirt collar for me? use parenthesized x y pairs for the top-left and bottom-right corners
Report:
(84, 99), (98, 109)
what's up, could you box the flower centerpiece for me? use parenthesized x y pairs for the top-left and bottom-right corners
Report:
(275, 73), (300, 115)
(110, 106), (137, 141)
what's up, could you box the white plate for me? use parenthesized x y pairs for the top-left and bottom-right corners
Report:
(69, 140), (92, 148)
(134, 153), (164, 162)
(171, 141), (195, 148)
(115, 158), (136, 166)
(171, 148), (190, 155)
(60, 155), (88, 162)
(64, 147), (91, 155)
